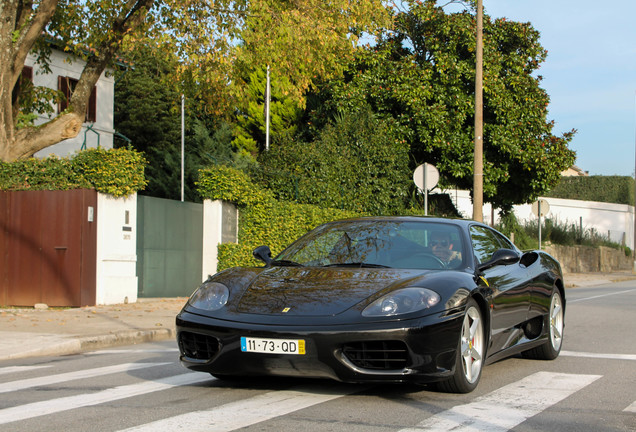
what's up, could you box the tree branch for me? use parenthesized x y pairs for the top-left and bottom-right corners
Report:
(71, 0), (155, 113)
(11, 0), (58, 86)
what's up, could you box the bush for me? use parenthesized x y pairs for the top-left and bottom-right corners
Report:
(0, 147), (147, 197)
(196, 165), (273, 207)
(254, 108), (412, 215)
(496, 213), (627, 252)
(197, 165), (361, 270)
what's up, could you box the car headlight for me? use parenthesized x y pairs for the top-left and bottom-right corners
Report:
(362, 287), (441, 317)
(188, 281), (229, 311)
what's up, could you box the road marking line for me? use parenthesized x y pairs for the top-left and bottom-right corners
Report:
(561, 351), (636, 361)
(625, 401), (636, 413)
(117, 384), (363, 432)
(0, 362), (170, 394)
(0, 365), (51, 376)
(0, 373), (210, 425)
(400, 372), (602, 432)
(569, 289), (636, 303)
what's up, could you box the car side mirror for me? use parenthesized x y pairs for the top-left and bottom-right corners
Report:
(253, 245), (273, 266)
(478, 248), (520, 272)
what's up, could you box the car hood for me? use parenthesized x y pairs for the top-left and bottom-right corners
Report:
(234, 266), (427, 316)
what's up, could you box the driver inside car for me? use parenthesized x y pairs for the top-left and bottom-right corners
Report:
(430, 231), (462, 268)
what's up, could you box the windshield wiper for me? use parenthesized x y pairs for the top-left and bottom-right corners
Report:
(271, 259), (304, 267)
(322, 262), (391, 268)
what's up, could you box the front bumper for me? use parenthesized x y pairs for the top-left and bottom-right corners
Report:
(176, 308), (464, 384)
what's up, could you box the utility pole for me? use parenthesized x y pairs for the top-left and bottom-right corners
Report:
(472, 0), (484, 222)
(633, 91), (636, 264)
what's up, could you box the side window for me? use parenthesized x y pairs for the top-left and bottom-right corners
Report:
(493, 230), (515, 250)
(12, 66), (33, 102)
(470, 225), (503, 264)
(58, 76), (97, 122)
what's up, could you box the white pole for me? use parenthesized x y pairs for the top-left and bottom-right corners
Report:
(181, 94), (185, 202)
(538, 200), (542, 250)
(265, 65), (271, 151)
(424, 163), (428, 216)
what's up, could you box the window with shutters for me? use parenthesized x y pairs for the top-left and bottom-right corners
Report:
(12, 66), (33, 102)
(58, 76), (97, 123)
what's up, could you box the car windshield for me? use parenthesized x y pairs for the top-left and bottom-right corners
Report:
(276, 220), (466, 270)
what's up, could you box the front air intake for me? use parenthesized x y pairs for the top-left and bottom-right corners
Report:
(342, 340), (408, 370)
(178, 331), (220, 361)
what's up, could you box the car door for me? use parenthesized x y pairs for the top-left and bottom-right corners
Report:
(470, 225), (530, 355)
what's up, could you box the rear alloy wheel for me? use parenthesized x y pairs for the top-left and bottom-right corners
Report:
(524, 289), (564, 360)
(437, 298), (484, 393)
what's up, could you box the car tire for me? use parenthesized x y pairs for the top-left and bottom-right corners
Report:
(523, 288), (564, 360)
(437, 298), (485, 393)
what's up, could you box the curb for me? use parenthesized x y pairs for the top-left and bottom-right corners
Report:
(0, 328), (175, 361)
(77, 328), (176, 351)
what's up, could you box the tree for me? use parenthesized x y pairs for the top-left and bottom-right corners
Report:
(256, 107), (412, 215)
(114, 45), (237, 201)
(1, 0), (389, 162)
(231, 67), (303, 158)
(322, 0), (576, 211)
(1, 0), (155, 161)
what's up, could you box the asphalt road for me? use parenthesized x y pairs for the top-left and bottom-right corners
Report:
(0, 281), (634, 432)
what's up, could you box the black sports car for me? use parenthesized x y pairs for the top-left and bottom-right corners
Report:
(176, 217), (565, 393)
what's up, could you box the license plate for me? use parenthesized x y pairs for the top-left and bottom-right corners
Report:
(241, 337), (305, 355)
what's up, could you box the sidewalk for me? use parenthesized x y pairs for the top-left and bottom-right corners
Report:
(0, 297), (187, 361)
(1, 272), (635, 362)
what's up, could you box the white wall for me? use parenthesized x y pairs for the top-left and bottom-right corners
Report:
(202, 200), (223, 280)
(439, 188), (635, 249)
(24, 49), (115, 158)
(202, 200), (238, 280)
(95, 192), (138, 305)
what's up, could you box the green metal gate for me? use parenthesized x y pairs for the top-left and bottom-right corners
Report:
(136, 196), (203, 298)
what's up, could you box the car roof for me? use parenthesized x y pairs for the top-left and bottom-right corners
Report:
(327, 216), (486, 229)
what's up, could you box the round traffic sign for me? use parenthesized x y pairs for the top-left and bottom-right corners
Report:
(413, 163), (439, 192)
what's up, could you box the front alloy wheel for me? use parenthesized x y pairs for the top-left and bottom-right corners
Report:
(437, 298), (484, 393)
(461, 303), (484, 385)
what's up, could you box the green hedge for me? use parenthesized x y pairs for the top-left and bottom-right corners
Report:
(254, 108), (412, 215)
(546, 176), (634, 206)
(198, 165), (361, 270)
(0, 147), (147, 197)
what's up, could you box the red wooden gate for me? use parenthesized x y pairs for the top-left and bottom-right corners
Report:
(0, 189), (97, 307)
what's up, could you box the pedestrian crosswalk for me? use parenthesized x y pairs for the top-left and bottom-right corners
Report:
(398, 372), (601, 432)
(0, 349), (634, 432)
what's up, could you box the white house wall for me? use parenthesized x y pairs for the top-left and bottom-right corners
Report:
(445, 189), (635, 249)
(24, 49), (114, 158)
(95, 192), (137, 305)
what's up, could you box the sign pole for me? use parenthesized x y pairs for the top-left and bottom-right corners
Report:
(424, 164), (428, 216)
(538, 200), (542, 250)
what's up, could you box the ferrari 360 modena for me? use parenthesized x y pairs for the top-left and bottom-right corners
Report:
(176, 217), (565, 393)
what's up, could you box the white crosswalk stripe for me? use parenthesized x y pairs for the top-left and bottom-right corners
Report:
(398, 372), (602, 432)
(561, 350), (636, 361)
(0, 372), (210, 425)
(0, 365), (51, 376)
(0, 358), (624, 431)
(625, 401), (636, 413)
(0, 362), (169, 393)
(117, 385), (364, 432)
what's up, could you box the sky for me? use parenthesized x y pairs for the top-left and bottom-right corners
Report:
(477, 0), (636, 176)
